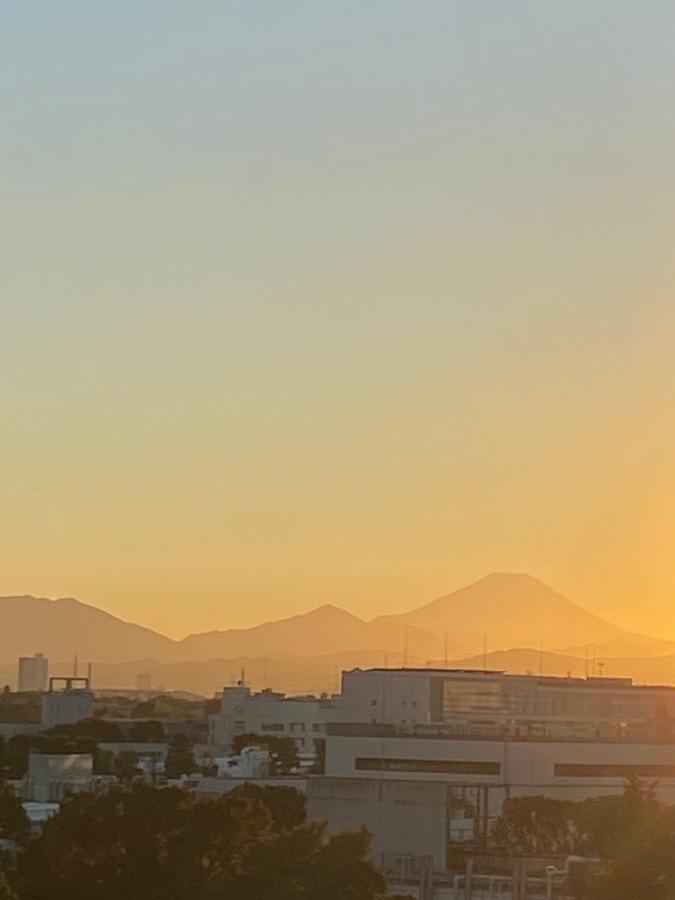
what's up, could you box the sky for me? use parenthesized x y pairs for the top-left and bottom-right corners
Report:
(1, 1), (674, 639)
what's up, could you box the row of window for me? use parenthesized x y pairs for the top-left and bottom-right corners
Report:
(233, 721), (326, 734)
(354, 758), (500, 775)
(369, 699), (418, 707)
(354, 758), (675, 779)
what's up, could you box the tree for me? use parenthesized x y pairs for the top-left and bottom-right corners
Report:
(232, 733), (299, 775)
(227, 783), (306, 832)
(113, 751), (140, 782)
(128, 720), (165, 743)
(164, 734), (195, 778)
(572, 778), (659, 858)
(0, 871), (18, 900)
(205, 822), (388, 900)
(17, 783), (271, 900)
(0, 779), (30, 846)
(492, 795), (577, 856)
(16, 783), (391, 900)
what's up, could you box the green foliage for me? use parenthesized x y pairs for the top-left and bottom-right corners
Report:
(16, 783), (388, 900)
(232, 733), (299, 775)
(227, 783), (306, 832)
(492, 795), (577, 855)
(205, 822), (386, 900)
(492, 780), (675, 900)
(127, 720), (165, 743)
(573, 778), (659, 858)
(113, 750), (140, 782)
(581, 781), (675, 900)
(2, 736), (31, 780)
(0, 870), (19, 900)
(164, 734), (195, 778)
(0, 779), (30, 846)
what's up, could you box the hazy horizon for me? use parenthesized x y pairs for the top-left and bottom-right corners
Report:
(3, 1), (674, 639)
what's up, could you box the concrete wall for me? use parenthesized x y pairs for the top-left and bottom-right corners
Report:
(42, 689), (94, 728)
(308, 777), (449, 871)
(340, 670), (433, 727)
(324, 733), (675, 804)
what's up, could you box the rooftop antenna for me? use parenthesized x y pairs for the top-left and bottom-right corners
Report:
(444, 630), (449, 668)
(597, 661), (605, 676)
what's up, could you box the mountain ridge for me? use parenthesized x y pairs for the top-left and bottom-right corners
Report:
(0, 574), (652, 667)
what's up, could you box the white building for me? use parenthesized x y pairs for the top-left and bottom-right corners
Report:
(22, 753), (94, 803)
(42, 677), (94, 729)
(307, 667), (675, 877)
(18, 653), (49, 692)
(208, 684), (339, 756)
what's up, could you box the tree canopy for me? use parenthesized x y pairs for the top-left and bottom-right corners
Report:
(15, 783), (391, 900)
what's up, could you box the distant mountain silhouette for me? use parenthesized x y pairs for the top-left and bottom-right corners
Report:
(176, 604), (441, 661)
(0, 575), (656, 674)
(0, 595), (174, 664)
(373, 573), (626, 655)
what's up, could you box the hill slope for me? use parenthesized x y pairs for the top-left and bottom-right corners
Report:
(0, 595), (175, 664)
(177, 604), (442, 661)
(373, 573), (626, 656)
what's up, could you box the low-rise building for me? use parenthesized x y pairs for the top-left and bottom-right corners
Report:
(22, 753), (94, 803)
(208, 683), (339, 756)
(42, 677), (94, 729)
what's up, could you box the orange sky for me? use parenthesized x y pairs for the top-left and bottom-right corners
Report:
(2, 2), (674, 639)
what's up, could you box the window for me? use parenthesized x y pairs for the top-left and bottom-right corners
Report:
(261, 723), (284, 731)
(370, 699), (377, 706)
(555, 763), (675, 778)
(355, 757), (500, 775)
(290, 722), (305, 732)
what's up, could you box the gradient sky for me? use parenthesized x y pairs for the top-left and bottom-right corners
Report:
(2, 1), (674, 639)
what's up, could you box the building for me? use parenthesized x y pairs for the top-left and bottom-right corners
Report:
(42, 677), (94, 729)
(18, 653), (49, 692)
(338, 667), (675, 740)
(307, 667), (675, 877)
(208, 683), (339, 757)
(22, 753), (94, 803)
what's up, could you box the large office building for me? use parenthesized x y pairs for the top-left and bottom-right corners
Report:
(308, 667), (675, 876)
